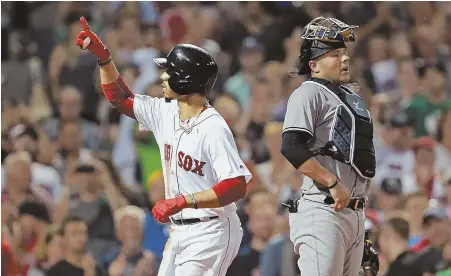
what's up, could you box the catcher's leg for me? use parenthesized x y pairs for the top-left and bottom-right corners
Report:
(342, 210), (365, 276)
(289, 198), (352, 276)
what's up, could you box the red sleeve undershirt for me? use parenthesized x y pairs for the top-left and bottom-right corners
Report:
(101, 76), (136, 119)
(212, 176), (247, 206)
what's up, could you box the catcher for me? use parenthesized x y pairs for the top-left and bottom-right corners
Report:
(280, 17), (378, 276)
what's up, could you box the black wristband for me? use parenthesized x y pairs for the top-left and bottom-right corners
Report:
(328, 178), (339, 189)
(190, 194), (198, 209)
(97, 57), (112, 67)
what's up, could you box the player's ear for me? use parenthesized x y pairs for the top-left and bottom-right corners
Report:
(309, 60), (319, 74)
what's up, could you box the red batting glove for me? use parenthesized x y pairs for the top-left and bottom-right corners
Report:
(75, 16), (111, 62)
(152, 196), (188, 223)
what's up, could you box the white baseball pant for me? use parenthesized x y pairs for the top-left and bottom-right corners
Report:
(157, 213), (243, 276)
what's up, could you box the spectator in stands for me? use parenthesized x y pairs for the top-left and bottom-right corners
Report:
(245, 76), (273, 165)
(54, 157), (128, 262)
(260, 210), (299, 276)
(53, 120), (92, 175)
(224, 36), (265, 109)
(7, 124), (62, 202)
(366, 34), (398, 93)
(1, 152), (53, 211)
(104, 206), (157, 276)
(48, 12), (99, 123)
(213, 93), (242, 130)
(405, 61), (451, 137)
(142, 173), (169, 261)
(395, 57), (419, 101)
(366, 178), (403, 226)
(43, 86), (101, 151)
(413, 207), (449, 274)
(2, 31), (51, 118)
(227, 202), (277, 276)
(403, 193), (429, 250)
(46, 216), (106, 276)
(401, 137), (445, 201)
(377, 216), (423, 276)
(256, 121), (291, 197)
(28, 230), (62, 276)
(239, 189), (274, 247)
(375, 112), (415, 185)
(105, 12), (144, 67)
(436, 109), (451, 171)
(15, 200), (51, 275)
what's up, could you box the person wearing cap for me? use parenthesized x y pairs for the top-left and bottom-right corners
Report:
(374, 112), (415, 187)
(280, 17), (377, 275)
(224, 36), (265, 109)
(404, 60), (451, 137)
(366, 178), (403, 226)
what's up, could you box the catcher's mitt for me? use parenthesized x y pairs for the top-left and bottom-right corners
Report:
(361, 230), (379, 276)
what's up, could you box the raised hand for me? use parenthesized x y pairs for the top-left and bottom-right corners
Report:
(75, 16), (111, 62)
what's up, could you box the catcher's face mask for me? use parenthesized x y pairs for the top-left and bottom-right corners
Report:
(298, 17), (358, 75)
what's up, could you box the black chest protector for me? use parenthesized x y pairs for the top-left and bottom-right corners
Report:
(309, 78), (376, 179)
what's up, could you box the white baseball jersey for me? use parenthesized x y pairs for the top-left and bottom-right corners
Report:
(133, 94), (252, 220)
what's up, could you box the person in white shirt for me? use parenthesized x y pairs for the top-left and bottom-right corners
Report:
(375, 112), (415, 188)
(2, 124), (62, 202)
(76, 17), (252, 276)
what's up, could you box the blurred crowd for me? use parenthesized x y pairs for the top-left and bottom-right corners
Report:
(1, 1), (451, 276)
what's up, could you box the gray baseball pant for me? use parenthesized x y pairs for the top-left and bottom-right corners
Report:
(289, 196), (365, 276)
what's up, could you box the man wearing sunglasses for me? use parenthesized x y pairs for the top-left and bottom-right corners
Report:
(280, 17), (377, 276)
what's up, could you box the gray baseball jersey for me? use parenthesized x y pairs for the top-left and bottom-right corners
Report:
(283, 81), (371, 199)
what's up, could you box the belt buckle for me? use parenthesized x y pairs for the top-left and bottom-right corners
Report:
(170, 217), (182, 225)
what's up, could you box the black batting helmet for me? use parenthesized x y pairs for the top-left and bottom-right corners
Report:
(153, 44), (218, 96)
(298, 17), (358, 75)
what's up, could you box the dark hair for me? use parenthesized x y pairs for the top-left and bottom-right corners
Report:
(437, 109), (451, 142)
(59, 215), (85, 236)
(386, 217), (410, 241)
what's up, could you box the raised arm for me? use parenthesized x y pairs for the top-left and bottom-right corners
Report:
(75, 17), (135, 119)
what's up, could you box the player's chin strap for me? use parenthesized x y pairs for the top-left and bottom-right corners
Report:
(360, 230), (379, 276)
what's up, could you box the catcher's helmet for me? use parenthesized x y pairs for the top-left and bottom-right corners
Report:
(153, 44), (218, 96)
(298, 17), (358, 75)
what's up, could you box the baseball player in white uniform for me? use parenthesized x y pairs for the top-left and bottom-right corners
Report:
(76, 17), (251, 276)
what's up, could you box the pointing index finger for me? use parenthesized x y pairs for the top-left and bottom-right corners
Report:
(80, 16), (91, 34)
